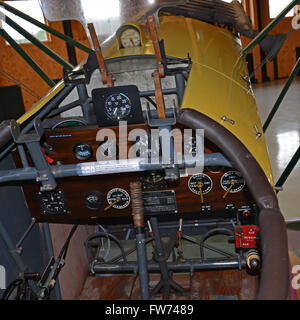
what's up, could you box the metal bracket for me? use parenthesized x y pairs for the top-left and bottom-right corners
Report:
(146, 103), (176, 127)
(10, 117), (44, 143)
(10, 118), (56, 191)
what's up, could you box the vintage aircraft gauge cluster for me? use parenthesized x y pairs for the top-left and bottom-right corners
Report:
(187, 170), (246, 205)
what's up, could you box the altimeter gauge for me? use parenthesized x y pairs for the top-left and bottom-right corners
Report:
(120, 26), (141, 48)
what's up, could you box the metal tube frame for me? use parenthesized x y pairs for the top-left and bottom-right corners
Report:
(275, 146), (300, 192)
(263, 57), (300, 132)
(1, 14), (74, 71)
(0, 29), (55, 88)
(0, 0), (91, 53)
(241, 0), (300, 56)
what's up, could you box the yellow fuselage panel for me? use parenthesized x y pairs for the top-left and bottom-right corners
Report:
(122, 15), (273, 183)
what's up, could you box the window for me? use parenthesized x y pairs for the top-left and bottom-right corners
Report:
(268, 0), (294, 19)
(0, 0), (47, 44)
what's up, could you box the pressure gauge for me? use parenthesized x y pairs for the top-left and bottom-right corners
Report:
(85, 190), (104, 210)
(188, 173), (213, 195)
(120, 27), (141, 48)
(105, 93), (132, 121)
(106, 188), (130, 210)
(38, 188), (67, 215)
(221, 171), (245, 193)
(73, 142), (93, 161)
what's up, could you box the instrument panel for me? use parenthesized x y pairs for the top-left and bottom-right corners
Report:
(16, 124), (256, 224)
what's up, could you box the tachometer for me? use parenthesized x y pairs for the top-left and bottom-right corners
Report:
(221, 171), (245, 194)
(105, 93), (132, 121)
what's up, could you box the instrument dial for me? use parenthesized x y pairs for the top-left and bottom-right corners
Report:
(38, 188), (67, 215)
(221, 171), (245, 193)
(105, 93), (132, 121)
(120, 27), (141, 48)
(141, 171), (167, 190)
(85, 190), (104, 210)
(188, 173), (213, 195)
(107, 188), (130, 209)
(73, 142), (93, 161)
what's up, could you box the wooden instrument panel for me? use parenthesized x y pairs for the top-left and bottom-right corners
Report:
(18, 124), (256, 224)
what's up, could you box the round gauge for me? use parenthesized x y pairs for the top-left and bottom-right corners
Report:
(188, 173), (213, 195)
(107, 188), (130, 209)
(120, 27), (141, 48)
(221, 171), (245, 193)
(73, 142), (93, 161)
(38, 188), (67, 215)
(85, 190), (104, 210)
(105, 93), (132, 121)
(141, 171), (167, 190)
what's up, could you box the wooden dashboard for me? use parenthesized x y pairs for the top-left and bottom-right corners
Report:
(17, 123), (256, 225)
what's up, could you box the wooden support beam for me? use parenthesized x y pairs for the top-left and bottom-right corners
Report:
(87, 23), (113, 87)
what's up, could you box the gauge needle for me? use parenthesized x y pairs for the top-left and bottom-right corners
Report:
(197, 181), (204, 203)
(223, 179), (235, 199)
(104, 196), (121, 211)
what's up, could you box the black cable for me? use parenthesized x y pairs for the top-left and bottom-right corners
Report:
(58, 224), (78, 261)
(85, 232), (128, 264)
(1, 279), (22, 300)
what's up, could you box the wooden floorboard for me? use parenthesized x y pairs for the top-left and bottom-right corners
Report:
(78, 269), (258, 300)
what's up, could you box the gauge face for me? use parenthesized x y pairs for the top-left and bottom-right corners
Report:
(221, 171), (245, 193)
(38, 188), (67, 215)
(188, 173), (213, 195)
(85, 190), (104, 210)
(107, 188), (130, 209)
(105, 93), (132, 121)
(73, 142), (93, 161)
(141, 171), (167, 190)
(120, 27), (141, 48)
